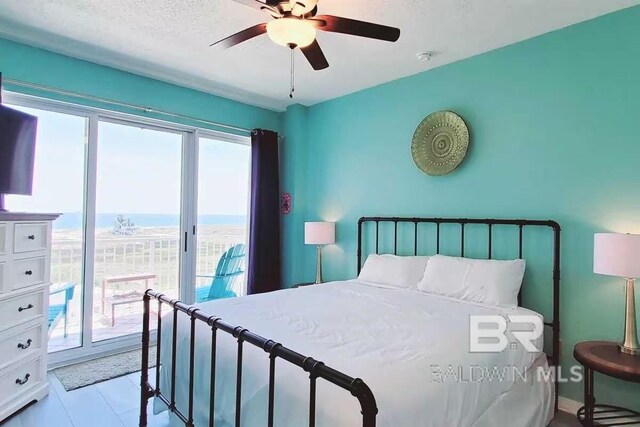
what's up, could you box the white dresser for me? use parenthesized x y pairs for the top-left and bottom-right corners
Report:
(0, 212), (59, 422)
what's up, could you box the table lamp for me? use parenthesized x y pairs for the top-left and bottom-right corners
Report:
(594, 233), (640, 355)
(305, 222), (335, 284)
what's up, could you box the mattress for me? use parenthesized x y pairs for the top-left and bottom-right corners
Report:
(154, 280), (550, 426)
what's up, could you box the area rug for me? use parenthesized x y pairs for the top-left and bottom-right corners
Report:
(54, 346), (157, 391)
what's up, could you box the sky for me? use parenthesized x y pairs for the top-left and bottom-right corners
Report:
(6, 104), (250, 216)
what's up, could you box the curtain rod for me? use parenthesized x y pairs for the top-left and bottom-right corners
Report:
(3, 77), (258, 135)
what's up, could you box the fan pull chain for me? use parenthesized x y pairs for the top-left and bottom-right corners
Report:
(289, 47), (295, 99)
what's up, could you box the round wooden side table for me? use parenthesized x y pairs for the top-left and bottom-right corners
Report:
(573, 341), (640, 426)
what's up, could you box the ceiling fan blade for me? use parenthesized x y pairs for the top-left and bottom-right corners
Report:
(210, 23), (267, 48)
(300, 39), (329, 70)
(311, 15), (400, 42)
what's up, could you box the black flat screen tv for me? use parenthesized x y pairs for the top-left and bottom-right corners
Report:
(0, 104), (38, 211)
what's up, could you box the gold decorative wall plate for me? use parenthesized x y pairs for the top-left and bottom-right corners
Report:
(411, 111), (470, 176)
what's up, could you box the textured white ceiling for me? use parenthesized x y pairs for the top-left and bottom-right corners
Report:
(0, 0), (638, 111)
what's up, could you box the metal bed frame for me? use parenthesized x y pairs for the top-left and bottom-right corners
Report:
(139, 216), (561, 427)
(357, 217), (561, 411)
(138, 292), (377, 427)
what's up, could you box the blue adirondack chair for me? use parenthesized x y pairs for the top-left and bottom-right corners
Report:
(48, 282), (76, 338)
(195, 244), (246, 303)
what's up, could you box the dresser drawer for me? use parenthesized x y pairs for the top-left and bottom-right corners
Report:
(0, 223), (7, 256)
(13, 223), (48, 254)
(0, 291), (45, 332)
(0, 357), (44, 408)
(0, 325), (43, 370)
(10, 257), (47, 290)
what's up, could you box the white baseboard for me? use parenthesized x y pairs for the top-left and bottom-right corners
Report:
(558, 396), (582, 414)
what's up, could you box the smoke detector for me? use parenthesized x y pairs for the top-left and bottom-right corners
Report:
(417, 51), (434, 61)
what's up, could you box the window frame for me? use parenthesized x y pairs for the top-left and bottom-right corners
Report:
(4, 91), (251, 367)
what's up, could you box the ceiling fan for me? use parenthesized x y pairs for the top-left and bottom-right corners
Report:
(211, 0), (401, 72)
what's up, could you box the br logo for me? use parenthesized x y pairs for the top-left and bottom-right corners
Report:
(469, 315), (543, 353)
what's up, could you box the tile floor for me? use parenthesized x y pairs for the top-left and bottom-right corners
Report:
(1, 370), (168, 427)
(2, 372), (581, 427)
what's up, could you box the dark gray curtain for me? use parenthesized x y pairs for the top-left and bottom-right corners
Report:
(247, 129), (281, 294)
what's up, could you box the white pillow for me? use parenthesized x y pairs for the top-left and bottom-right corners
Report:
(417, 255), (525, 307)
(358, 254), (430, 290)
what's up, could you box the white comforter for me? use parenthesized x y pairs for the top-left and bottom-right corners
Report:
(154, 280), (543, 427)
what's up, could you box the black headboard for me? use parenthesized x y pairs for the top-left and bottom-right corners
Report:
(357, 216), (561, 410)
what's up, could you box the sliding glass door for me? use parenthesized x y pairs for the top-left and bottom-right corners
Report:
(5, 104), (88, 353)
(4, 94), (251, 363)
(194, 135), (250, 301)
(92, 120), (185, 342)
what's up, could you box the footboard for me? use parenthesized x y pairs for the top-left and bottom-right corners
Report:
(139, 290), (378, 427)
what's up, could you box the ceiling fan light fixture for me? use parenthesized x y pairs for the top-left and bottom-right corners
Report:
(266, 17), (316, 48)
(289, 0), (318, 16)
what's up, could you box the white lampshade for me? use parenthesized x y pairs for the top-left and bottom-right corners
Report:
(594, 233), (640, 278)
(305, 222), (335, 245)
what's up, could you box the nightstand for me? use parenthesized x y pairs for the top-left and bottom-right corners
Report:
(573, 341), (640, 426)
(292, 282), (315, 288)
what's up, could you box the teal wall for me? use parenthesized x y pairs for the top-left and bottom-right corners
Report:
(282, 6), (640, 407)
(281, 104), (309, 285)
(0, 38), (281, 134)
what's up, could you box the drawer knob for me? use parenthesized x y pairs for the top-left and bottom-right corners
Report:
(27, 235), (35, 240)
(18, 304), (34, 312)
(25, 270), (33, 276)
(17, 339), (33, 350)
(15, 373), (30, 386)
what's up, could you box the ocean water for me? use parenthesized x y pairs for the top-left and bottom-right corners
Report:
(53, 213), (247, 230)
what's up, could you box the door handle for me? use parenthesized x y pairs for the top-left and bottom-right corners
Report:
(25, 270), (33, 276)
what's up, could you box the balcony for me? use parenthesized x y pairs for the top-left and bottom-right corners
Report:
(48, 225), (246, 353)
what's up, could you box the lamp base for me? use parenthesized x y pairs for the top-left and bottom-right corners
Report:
(619, 344), (640, 356)
(315, 245), (323, 285)
(620, 278), (640, 356)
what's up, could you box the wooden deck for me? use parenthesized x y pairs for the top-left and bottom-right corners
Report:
(48, 305), (154, 353)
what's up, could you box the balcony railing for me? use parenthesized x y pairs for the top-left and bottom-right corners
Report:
(48, 226), (246, 352)
(51, 228), (246, 290)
